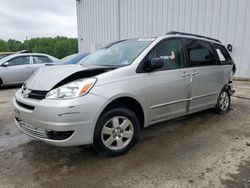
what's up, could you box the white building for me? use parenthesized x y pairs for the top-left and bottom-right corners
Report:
(76, 0), (250, 79)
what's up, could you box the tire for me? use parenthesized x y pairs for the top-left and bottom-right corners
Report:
(93, 108), (141, 157)
(0, 78), (2, 88)
(214, 89), (231, 114)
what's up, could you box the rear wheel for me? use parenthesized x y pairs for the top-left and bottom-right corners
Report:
(93, 108), (141, 157)
(0, 78), (2, 88)
(214, 89), (231, 113)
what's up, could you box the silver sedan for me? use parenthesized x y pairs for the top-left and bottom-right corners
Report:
(0, 53), (58, 86)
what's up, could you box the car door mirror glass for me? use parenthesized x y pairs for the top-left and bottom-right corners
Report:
(147, 58), (163, 71)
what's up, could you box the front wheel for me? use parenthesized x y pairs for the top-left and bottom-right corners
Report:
(214, 89), (231, 113)
(93, 108), (141, 157)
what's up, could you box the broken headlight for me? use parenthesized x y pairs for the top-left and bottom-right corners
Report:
(46, 78), (97, 99)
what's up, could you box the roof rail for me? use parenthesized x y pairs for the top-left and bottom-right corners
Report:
(166, 31), (221, 43)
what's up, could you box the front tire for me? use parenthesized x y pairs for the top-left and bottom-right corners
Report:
(93, 108), (141, 157)
(214, 89), (231, 114)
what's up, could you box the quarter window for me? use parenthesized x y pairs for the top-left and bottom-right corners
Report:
(213, 44), (232, 65)
(216, 49), (226, 61)
(8, 56), (30, 66)
(147, 39), (185, 70)
(185, 39), (216, 67)
(32, 56), (52, 64)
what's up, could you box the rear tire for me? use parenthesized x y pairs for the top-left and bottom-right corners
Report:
(93, 108), (141, 157)
(214, 89), (231, 114)
(0, 78), (2, 88)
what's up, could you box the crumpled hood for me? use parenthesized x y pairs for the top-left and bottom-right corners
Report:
(25, 64), (111, 91)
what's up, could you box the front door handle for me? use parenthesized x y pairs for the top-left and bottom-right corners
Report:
(182, 72), (190, 77)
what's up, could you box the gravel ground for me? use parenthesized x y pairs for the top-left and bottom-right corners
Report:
(0, 81), (250, 188)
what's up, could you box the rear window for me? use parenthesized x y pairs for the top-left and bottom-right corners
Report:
(32, 56), (52, 64)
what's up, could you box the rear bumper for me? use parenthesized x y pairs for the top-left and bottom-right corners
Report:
(13, 89), (107, 146)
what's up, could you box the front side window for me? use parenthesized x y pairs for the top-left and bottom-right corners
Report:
(185, 39), (216, 67)
(146, 39), (185, 70)
(8, 56), (30, 66)
(80, 39), (154, 67)
(32, 56), (52, 64)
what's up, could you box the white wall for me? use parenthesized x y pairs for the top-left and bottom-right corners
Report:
(76, 0), (250, 78)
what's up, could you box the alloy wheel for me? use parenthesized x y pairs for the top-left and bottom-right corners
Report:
(219, 91), (230, 111)
(101, 116), (134, 150)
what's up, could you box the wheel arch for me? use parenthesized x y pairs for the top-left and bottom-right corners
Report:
(98, 96), (145, 130)
(222, 82), (234, 96)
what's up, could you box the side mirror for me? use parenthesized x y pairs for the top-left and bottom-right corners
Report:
(146, 58), (163, 71)
(2, 62), (10, 67)
(227, 44), (233, 52)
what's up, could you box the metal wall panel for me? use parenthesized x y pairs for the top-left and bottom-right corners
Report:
(77, 0), (250, 78)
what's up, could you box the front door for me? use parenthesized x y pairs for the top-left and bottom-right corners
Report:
(145, 38), (190, 124)
(2, 56), (33, 84)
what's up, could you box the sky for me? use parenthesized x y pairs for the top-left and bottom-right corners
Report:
(0, 0), (77, 41)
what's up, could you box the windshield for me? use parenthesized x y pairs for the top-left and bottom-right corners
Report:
(0, 54), (11, 60)
(80, 39), (154, 67)
(58, 54), (78, 64)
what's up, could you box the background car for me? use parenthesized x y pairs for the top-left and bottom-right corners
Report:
(53, 53), (90, 65)
(0, 52), (16, 60)
(0, 53), (58, 87)
(0, 50), (30, 60)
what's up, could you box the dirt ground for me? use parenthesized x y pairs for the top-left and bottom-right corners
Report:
(0, 81), (250, 188)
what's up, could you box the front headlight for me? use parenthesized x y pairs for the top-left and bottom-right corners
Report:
(46, 78), (97, 99)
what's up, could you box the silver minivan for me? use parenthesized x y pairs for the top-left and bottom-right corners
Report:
(13, 32), (235, 156)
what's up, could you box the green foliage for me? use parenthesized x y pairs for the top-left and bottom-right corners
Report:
(7, 39), (23, 52)
(0, 39), (9, 51)
(0, 37), (78, 59)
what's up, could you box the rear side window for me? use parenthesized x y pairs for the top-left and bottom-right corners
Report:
(146, 39), (185, 70)
(32, 56), (52, 64)
(185, 39), (217, 67)
(8, 56), (30, 66)
(213, 44), (232, 65)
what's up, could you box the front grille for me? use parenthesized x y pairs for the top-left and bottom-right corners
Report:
(28, 90), (48, 100)
(15, 118), (74, 140)
(16, 100), (35, 110)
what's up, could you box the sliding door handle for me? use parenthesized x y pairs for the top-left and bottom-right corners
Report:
(182, 72), (190, 77)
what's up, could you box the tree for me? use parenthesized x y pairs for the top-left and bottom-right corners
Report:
(54, 37), (78, 58)
(0, 39), (9, 51)
(0, 37), (78, 59)
(32, 37), (55, 55)
(7, 39), (23, 52)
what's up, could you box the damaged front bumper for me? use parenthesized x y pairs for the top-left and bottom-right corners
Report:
(13, 89), (107, 146)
